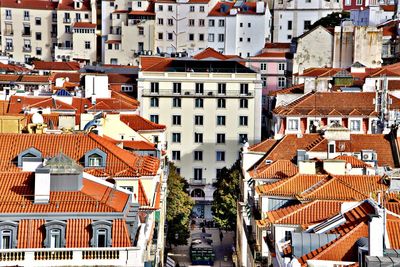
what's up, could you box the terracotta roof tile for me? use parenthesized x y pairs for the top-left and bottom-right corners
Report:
(112, 219), (132, 247)
(123, 141), (156, 151)
(387, 217), (400, 249)
(137, 179), (150, 206)
(334, 155), (372, 168)
(73, 22), (96, 28)
(193, 48), (240, 60)
(264, 43), (291, 49)
(0, 0), (58, 9)
(248, 139), (278, 153)
(66, 219), (92, 248)
(120, 114), (166, 131)
(18, 219), (45, 248)
(57, 0), (91, 10)
(268, 84), (304, 96)
(33, 61), (80, 71)
(249, 160), (298, 179)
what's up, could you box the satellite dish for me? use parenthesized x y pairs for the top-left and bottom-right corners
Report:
(32, 112), (44, 124)
(65, 77), (70, 82)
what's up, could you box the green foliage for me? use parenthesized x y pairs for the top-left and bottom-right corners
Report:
(166, 163), (194, 246)
(309, 12), (350, 31)
(211, 161), (241, 231)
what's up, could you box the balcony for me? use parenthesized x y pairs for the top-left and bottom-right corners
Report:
(189, 178), (206, 185)
(5, 16), (12, 20)
(23, 16), (30, 21)
(63, 18), (71, 23)
(5, 46), (13, 52)
(142, 89), (253, 98)
(0, 247), (141, 266)
(4, 30), (13, 36)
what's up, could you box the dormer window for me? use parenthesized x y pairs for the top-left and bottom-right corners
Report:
(0, 221), (17, 249)
(18, 147), (42, 167)
(88, 154), (102, 167)
(44, 221), (66, 248)
(91, 221), (112, 247)
(84, 148), (107, 168)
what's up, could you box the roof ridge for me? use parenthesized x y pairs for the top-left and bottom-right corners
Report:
(274, 201), (317, 223)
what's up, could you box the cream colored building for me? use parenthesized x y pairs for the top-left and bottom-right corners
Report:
(138, 56), (262, 219)
(0, 0), (96, 64)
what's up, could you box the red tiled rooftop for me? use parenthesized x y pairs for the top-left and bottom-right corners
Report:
(73, 22), (96, 28)
(33, 61), (80, 71)
(268, 84), (304, 96)
(334, 155), (372, 168)
(249, 160), (298, 179)
(193, 47), (240, 60)
(0, 0), (58, 9)
(120, 114), (166, 131)
(264, 43), (291, 49)
(253, 52), (288, 58)
(248, 138), (278, 153)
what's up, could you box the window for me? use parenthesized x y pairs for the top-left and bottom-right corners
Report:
(195, 83), (204, 94)
(285, 231), (292, 241)
(209, 19), (215, 27)
(194, 151), (203, 161)
(345, 0), (351, 5)
(247, 38), (251, 42)
(195, 115), (203, 125)
(248, 23), (251, 27)
(278, 77), (286, 88)
(0, 222), (17, 249)
(200, 6), (205, 12)
(0, 230), (11, 249)
(172, 97), (181, 107)
(96, 230), (106, 247)
(50, 229), (61, 248)
(168, 5), (173, 11)
(356, 0), (362, 4)
(121, 85), (133, 92)
(288, 20), (292, 30)
(217, 116), (226, 126)
(199, 19), (205, 27)
(287, 35), (292, 40)
(172, 151), (181, 161)
(219, 19), (225, 27)
(150, 97), (159, 107)
(194, 133), (203, 143)
(195, 98), (203, 108)
(190, 5), (195, 12)
(168, 19), (173, 26)
(150, 115), (159, 124)
(218, 34), (225, 42)
(138, 27), (144, 35)
(199, 34), (204, 41)
(278, 63), (286, 71)
(5, 10), (11, 19)
(239, 116), (248, 126)
(217, 98), (226, 108)
(288, 119), (299, 131)
(329, 143), (335, 153)
(240, 99), (248, 108)
(137, 1), (142, 7)
(208, 33), (214, 42)
(350, 120), (361, 131)
(158, 5), (163, 11)
(217, 133), (225, 144)
(260, 63), (267, 71)
(88, 154), (102, 167)
(172, 133), (181, 143)
(151, 82), (159, 93)
(24, 10), (29, 20)
(65, 25), (71, 33)
(35, 17), (41, 25)
(44, 221), (66, 248)
(189, 19), (195, 26)
(158, 32), (163, 40)
(239, 134), (248, 144)
(167, 33), (173, 40)
(218, 83), (226, 94)
(189, 33), (194, 41)
(240, 84), (249, 95)
(262, 76), (267, 87)
(90, 221), (111, 248)
(216, 151), (225, 161)
(172, 115), (181, 125)
(194, 168), (202, 180)
(158, 18), (164, 25)
(36, 47), (42, 56)
(85, 41), (91, 49)
(304, 20), (311, 30)
(36, 32), (42, 40)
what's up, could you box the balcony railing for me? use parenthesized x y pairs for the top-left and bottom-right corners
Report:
(5, 46), (13, 52)
(23, 46), (31, 52)
(63, 18), (71, 23)
(0, 247), (140, 266)
(189, 178), (206, 185)
(23, 16), (30, 21)
(22, 31), (31, 37)
(142, 89), (253, 98)
(56, 46), (73, 50)
(5, 16), (12, 20)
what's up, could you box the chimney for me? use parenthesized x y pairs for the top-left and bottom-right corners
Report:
(256, 1), (265, 13)
(34, 168), (51, 204)
(298, 161), (316, 174)
(368, 209), (384, 257)
(323, 160), (346, 175)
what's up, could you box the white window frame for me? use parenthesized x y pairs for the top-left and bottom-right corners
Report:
(349, 119), (362, 132)
(287, 118), (299, 132)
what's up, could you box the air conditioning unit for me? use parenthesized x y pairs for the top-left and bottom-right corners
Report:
(361, 150), (374, 161)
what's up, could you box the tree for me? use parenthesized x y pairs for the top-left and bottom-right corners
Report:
(211, 161), (241, 231)
(166, 163), (194, 246)
(309, 12), (350, 31)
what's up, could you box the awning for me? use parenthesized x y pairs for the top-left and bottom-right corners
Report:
(166, 256), (176, 267)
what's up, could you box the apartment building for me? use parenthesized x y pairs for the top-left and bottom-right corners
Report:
(207, 1), (271, 57)
(138, 56), (262, 219)
(272, 0), (342, 43)
(0, 0), (96, 64)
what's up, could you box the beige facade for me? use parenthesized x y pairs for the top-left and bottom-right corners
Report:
(0, 0), (96, 64)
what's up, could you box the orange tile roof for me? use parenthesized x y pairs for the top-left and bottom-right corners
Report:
(274, 92), (400, 117)
(57, 0), (91, 10)
(0, 172), (129, 213)
(20, 75), (50, 83)
(51, 72), (81, 83)
(137, 179), (150, 206)
(73, 22), (96, 28)
(66, 219), (92, 248)
(253, 52), (288, 58)
(33, 61), (80, 71)
(0, 0), (58, 9)
(249, 160), (298, 179)
(0, 74), (20, 82)
(120, 114), (166, 131)
(387, 217), (400, 249)
(18, 219), (45, 248)
(257, 200), (343, 228)
(105, 39), (122, 44)
(123, 141), (157, 151)
(112, 219), (132, 247)
(334, 155), (372, 168)
(256, 174), (387, 201)
(264, 43), (291, 49)
(268, 84), (304, 96)
(0, 133), (159, 177)
(193, 47), (240, 60)
(248, 138), (278, 153)
(27, 98), (77, 111)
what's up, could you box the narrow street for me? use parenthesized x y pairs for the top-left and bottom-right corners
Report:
(168, 223), (235, 267)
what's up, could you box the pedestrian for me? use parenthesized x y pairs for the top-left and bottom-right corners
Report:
(219, 231), (223, 242)
(202, 226), (206, 233)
